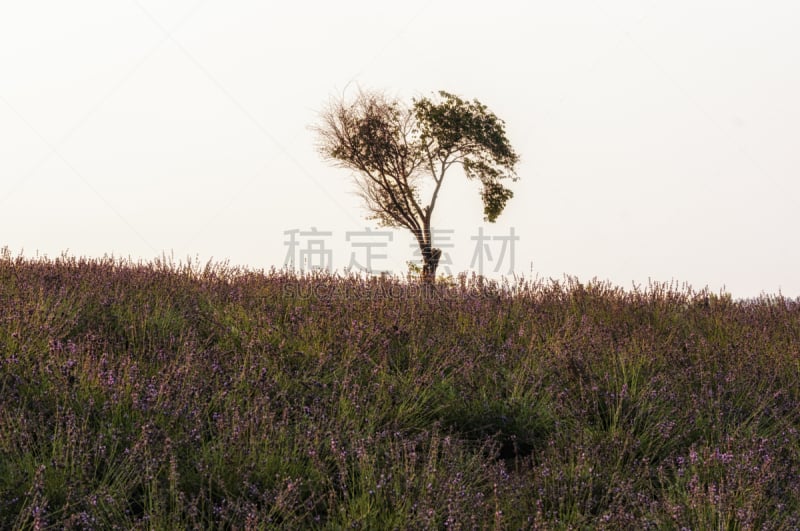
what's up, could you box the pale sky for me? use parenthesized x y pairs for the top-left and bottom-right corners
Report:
(1, 1), (798, 298)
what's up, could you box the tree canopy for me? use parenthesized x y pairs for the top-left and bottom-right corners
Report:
(314, 88), (519, 282)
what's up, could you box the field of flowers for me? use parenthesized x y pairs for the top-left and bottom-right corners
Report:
(1, 250), (799, 529)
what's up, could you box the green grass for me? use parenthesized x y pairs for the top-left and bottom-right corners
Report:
(1, 250), (799, 529)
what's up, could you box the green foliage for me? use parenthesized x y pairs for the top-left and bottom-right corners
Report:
(315, 88), (519, 279)
(413, 91), (518, 221)
(317, 88), (519, 228)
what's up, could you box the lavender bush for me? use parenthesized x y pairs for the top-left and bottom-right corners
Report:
(1, 249), (799, 529)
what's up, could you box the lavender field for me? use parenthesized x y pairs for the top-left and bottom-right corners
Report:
(1, 251), (799, 529)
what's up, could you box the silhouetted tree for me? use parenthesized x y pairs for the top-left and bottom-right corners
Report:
(314, 89), (519, 283)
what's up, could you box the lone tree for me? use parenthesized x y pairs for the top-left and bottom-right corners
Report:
(314, 89), (519, 283)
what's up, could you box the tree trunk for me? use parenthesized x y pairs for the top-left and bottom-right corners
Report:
(421, 245), (441, 284)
